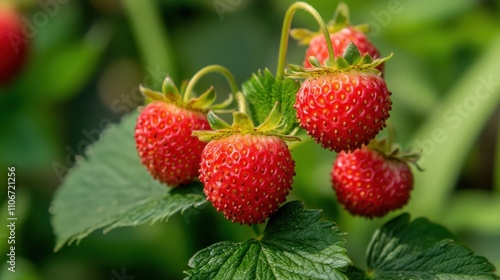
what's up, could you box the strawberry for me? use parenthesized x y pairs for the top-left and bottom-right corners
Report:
(0, 6), (28, 85)
(194, 100), (298, 225)
(331, 138), (419, 218)
(199, 134), (295, 224)
(135, 101), (210, 186)
(291, 3), (383, 73)
(288, 44), (392, 153)
(135, 77), (230, 187)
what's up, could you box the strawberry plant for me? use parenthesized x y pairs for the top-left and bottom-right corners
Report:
(49, 2), (500, 279)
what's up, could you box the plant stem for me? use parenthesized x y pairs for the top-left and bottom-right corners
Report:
(183, 65), (239, 102)
(252, 224), (262, 237)
(275, 2), (334, 80)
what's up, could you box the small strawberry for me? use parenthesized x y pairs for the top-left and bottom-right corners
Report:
(135, 77), (230, 187)
(331, 138), (420, 218)
(288, 44), (392, 153)
(194, 99), (298, 225)
(0, 6), (28, 85)
(291, 3), (383, 73)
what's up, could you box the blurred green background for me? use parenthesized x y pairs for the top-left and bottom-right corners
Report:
(0, 0), (499, 279)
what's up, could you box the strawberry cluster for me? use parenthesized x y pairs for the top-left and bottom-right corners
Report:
(134, 3), (420, 224)
(288, 3), (418, 218)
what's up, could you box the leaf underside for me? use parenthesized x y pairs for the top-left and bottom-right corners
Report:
(50, 111), (206, 251)
(185, 201), (351, 280)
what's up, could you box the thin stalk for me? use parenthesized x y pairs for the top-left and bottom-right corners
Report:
(183, 65), (239, 102)
(252, 224), (262, 238)
(275, 2), (334, 80)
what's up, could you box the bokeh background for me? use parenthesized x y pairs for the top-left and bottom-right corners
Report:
(0, 0), (499, 279)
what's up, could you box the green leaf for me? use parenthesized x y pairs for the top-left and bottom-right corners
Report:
(184, 201), (351, 280)
(50, 112), (207, 251)
(346, 213), (499, 280)
(256, 102), (282, 133)
(242, 69), (300, 135)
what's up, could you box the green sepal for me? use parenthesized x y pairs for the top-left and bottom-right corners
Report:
(140, 85), (165, 104)
(189, 86), (216, 110)
(353, 23), (371, 34)
(193, 71), (300, 143)
(290, 28), (315, 45)
(288, 64), (304, 73)
(206, 110), (232, 130)
(308, 56), (322, 68)
(286, 46), (392, 79)
(232, 111), (254, 132)
(162, 76), (180, 97)
(192, 130), (230, 142)
(335, 57), (350, 70)
(138, 64), (239, 117)
(343, 43), (362, 65)
(256, 102), (283, 133)
(367, 133), (423, 171)
(160, 76), (184, 105)
(359, 54), (374, 65)
(358, 53), (392, 74)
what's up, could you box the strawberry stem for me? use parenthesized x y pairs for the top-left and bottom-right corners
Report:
(183, 65), (239, 103)
(251, 224), (262, 238)
(275, 2), (334, 80)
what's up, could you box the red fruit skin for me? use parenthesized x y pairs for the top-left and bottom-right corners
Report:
(331, 146), (413, 218)
(304, 27), (383, 73)
(199, 134), (295, 225)
(0, 7), (27, 85)
(294, 71), (392, 152)
(135, 101), (210, 187)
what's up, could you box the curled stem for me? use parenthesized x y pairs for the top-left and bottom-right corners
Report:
(183, 65), (239, 102)
(276, 1), (334, 80)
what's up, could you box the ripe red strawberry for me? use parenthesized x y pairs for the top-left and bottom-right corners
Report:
(293, 69), (392, 152)
(135, 101), (210, 186)
(303, 27), (382, 72)
(194, 100), (298, 225)
(199, 134), (295, 225)
(0, 6), (28, 85)
(134, 76), (229, 187)
(331, 142), (416, 218)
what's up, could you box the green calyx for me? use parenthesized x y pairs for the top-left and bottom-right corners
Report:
(141, 65), (238, 113)
(141, 76), (232, 113)
(290, 2), (369, 45)
(193, 92), (300, 142)
(286, 43), (392, 78)
(367, 130), (423, 171)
